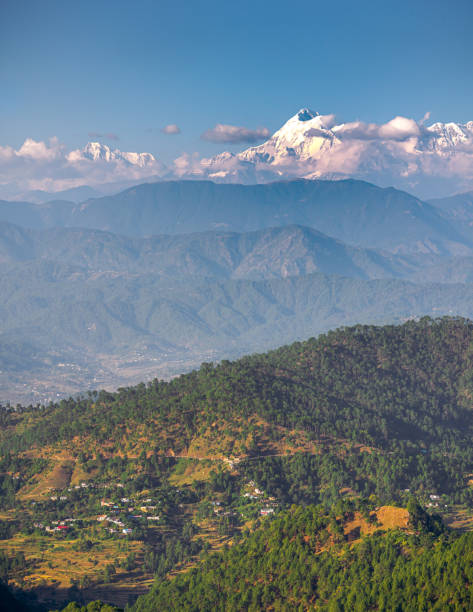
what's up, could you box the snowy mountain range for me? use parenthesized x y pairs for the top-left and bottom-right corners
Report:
(1, 109), (472, 200)
(184, 109), (473, 197)
(67, 141), (159, 168)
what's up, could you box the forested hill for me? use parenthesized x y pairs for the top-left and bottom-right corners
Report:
(131, 503), (472, 612)
(4, 318), (473, 609)
(4, 316), (473, 459)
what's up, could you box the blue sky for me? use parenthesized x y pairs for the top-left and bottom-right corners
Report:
(1, 0), (473, 164)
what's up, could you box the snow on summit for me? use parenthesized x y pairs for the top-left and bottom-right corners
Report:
(1, 109), (473, 199)
(68, 142), (157, 167)
(238, 109), (339, 165)
(192, 108), (473, 197)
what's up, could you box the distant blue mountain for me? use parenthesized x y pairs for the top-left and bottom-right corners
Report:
(2, 178), (473, 402)
(0, 178), (470, 256)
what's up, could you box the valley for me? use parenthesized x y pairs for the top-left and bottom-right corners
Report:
(3, 178), (473, 402)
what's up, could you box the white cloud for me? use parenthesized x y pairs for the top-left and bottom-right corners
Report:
(333, 116), (420, 142)
(0, 137), (165, 194)
(1, 112), (473, 198)
(16, 137), (63, 161)
(201, 124), (270, 144)
(161, 124), (181, 135)
(378, 116), (420, 140)
(0, 145), (15, 162)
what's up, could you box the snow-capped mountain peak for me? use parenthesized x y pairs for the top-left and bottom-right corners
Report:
(192, 108), (473, 198)
(13, 109), (472, 200)
(426, 121), (473, 154)
(82, 141), (114, 162)
(238, 109), (338, 166)
(68, 142), (157, 167)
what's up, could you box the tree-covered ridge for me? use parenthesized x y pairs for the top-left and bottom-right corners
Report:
(131, 503), (472, 612)
(2, 317), (473, 514)
(4, 316), (473, 456)
(3, 318), (473, 607)
(258, 316), (473, 444)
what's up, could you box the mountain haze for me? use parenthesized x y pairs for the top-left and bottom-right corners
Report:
(0, 179), (470, 256)
(2, 257), (473, 403)
(0, 222), (430, 280)
(56, 179), (473, 255)
(1, 178), (473, 401)
(429, 190), (473, 218)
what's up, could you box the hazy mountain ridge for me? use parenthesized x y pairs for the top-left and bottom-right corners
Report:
(430, 190), (473, 217)
(1, 178), (470, 256)
(2, 178), (473, 401)
(2, 258), (473, 403)
(0, 221), (434, 281)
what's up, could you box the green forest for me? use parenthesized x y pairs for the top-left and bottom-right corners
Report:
(2, 317), (473, 609)
(5, 315), (473, 452)
(131, 502), (472, 611)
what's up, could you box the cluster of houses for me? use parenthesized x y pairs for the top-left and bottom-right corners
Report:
(96, 516), (134, 535)
(404, 489), (449, 510)
(100, 496), (159, 513)
(426, 493), (448, 509)
(244, 481), (279, 516)
(210, 481), (280, 519)
(33, 487), (163, 538)
(96, 497), (161, 534)
(33, 473), (280, 544)
(34, 518), (81, 533)
(48, 481), (97, 503)
(49, 482), (93, 501)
